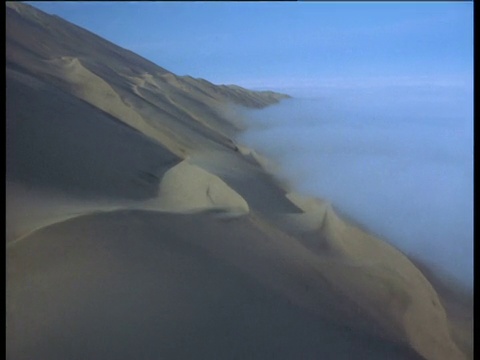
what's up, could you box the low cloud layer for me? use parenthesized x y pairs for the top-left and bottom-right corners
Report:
(238, 83), (473, 289)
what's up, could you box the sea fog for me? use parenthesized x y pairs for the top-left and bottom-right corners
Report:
(237, 82), (473, 290)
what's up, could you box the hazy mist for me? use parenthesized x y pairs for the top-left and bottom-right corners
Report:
(238, 83), (473, 289)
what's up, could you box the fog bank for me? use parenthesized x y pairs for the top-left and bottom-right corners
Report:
(238, 83), (473, 289)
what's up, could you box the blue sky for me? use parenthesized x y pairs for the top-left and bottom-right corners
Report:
(27, 2), (473, 90)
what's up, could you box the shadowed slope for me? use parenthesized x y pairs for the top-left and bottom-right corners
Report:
(7, 210), (421, 360)
(6, 68), (179, 200)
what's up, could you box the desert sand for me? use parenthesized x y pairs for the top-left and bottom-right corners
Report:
(6, 2), (472, 360)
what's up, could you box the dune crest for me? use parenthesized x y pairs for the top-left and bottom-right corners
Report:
(318, 208), (465, 360)
(5, 182), (124, 246)
(254, 190), (467, 359)
(47, 56), (184, 155)
(282, 192), (331, 232)
(153, 160), (249, 215)
(50, 57), (144, 126)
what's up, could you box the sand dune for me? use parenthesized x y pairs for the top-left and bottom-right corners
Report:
(6, 182), (125, 245)
(152, 159), (249, 214)
(320, 208), (465, 360)
(50, 56), (148, 128)
(6, 68), (180, 199)
(6, 2), (472, 360)
(7, 210), (422, 360)
(281, 192), (331, 233)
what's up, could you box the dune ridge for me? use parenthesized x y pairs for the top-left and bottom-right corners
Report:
(151, 159), (249, 214)
(6, 2), (471, 360)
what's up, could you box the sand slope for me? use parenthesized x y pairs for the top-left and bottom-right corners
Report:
(7, 210), (423, 360)
(6, 1), (288, 157)
(153, 160), (249, 214)
(6, 2), (472, 360)
(6, 68), (180, 200)
(319, 208), (465, 360)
